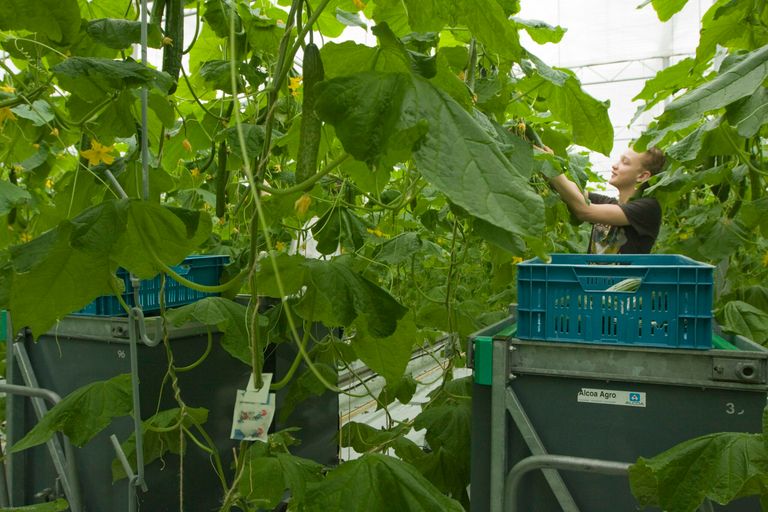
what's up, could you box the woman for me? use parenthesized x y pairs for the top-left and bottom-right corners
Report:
(546, 146), (666, 254)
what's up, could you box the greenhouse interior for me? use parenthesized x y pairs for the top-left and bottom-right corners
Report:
(1, 0), (768, 511)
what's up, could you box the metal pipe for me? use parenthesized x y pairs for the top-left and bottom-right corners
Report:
(110, 435), (138, 512)
(504, 387), (579, 511)
(0, 382), (62, 405)
(505, 454), (631, 512)
(127, 309), (148, 492)
(131, 307), (161, 347)
(489, 337), (509, 512)
(140, 0), (149, 200)
(10, 344), (83, 512)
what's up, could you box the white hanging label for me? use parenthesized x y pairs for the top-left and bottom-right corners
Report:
(230, 373), (276, 441)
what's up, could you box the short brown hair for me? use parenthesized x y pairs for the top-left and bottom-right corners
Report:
(642, 147), (666, 175)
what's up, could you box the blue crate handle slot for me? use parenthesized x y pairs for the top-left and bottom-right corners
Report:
(573, 268), (648, 292)
(172, 264), (192, 276)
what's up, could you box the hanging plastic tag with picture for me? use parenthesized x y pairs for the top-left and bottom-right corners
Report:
(230, 373), (275, 442)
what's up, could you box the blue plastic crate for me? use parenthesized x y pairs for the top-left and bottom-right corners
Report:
(516, 254), (714, 349)
(74, 255), (230, 316)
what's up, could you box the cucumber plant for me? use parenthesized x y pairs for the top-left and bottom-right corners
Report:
(0, 0), (766, 511)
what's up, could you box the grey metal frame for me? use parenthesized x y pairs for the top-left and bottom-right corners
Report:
(486, 330), (766, 511)
(4, 343), (83, 512)
(505, 454), (630, 512)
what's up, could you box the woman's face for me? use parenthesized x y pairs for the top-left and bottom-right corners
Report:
(609, 149), (650, 189)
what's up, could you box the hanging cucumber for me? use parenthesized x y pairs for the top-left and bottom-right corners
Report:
(295, 43), (324, 187)
(162, 0), (184, 95)
(524, 122), (544, 148)
(150, 0), (166, 26)
(216, 141), (228, 218)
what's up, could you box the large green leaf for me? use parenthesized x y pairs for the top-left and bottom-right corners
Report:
(339, 421), (411, 453)
(315, 72), (413, 164)
(726, 86), (768, 138)
(666, 120), (719, 162)
(0, 499), (70, 512)
(409, 89), (544, 238)
(660, 43), (768, 127)
(403, 0), (522, 61)
(430, 49), (473, 109)
(202, 0), (241, 38)
(53, 57), (173, 99)
(697, 0), (755, 62)
(411, 381), (472, 502)
(377, 374), (418, 409)
(295, 257), (407, 337)
(512, 17), (566, 44)
(310, 206), (367, 255)
(414, 402), (472, 463)
(721, 286), (768, 313)
(632, 58), (707, 118)
(113, 201), (212, 278)
(519, 71), (614, 155)
(11, 374), (132, 452)
(649, 0), (689, 21)
(399, 0), (447, 32)
(371, 0), (411, 37)
(315, 71), (544, 240)
(371, 23), (423, 76)
(11, 100), (56, 127)
(320, 41), (379, 78)
(0, 0), (81, 45)
(629, 432), (768, 511)
(0, 181), (31, 216)
(8, 206), (122, 336)
(7, 199), (210, 336)
(720, 300), (768, 344)
(373, 232), (443, 265)
(697, 218), (747, 261)
(244, 5), (286, 55)
(740, 197), (768, 236)
(166, 297), (253, 365)
(238, 440), (324, 509)
(76, 0), (133, 19)
(255, 252), (308, 298)
(112, 407), (209, 481)
(351, 312), (418, 385)
(303, 453), (464, 512)
(85, 19), (164, 50)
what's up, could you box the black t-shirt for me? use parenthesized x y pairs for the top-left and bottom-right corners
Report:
(587, 192), (661, 254)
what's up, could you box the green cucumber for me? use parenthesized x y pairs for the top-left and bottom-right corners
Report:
(215, 141), (228, 218)
(162, 0), (183, 94)
(295, 43), (324, 187)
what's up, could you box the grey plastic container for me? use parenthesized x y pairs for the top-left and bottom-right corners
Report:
(7, 311), (338, 511)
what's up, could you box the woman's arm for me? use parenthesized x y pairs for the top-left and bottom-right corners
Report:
(548, 174), (631, 226)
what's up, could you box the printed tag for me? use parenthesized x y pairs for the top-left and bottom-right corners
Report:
(230, 373), (275, 442)
(231, 391), (276, 441)
(577, 387), (646, 408)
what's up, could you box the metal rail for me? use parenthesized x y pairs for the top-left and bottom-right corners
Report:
(505, 454), (631, 512)
(6, 343), (83, 512)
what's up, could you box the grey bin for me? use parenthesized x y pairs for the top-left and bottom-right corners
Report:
(470, 316), (768, 512)
(7, 311), (338, 511)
